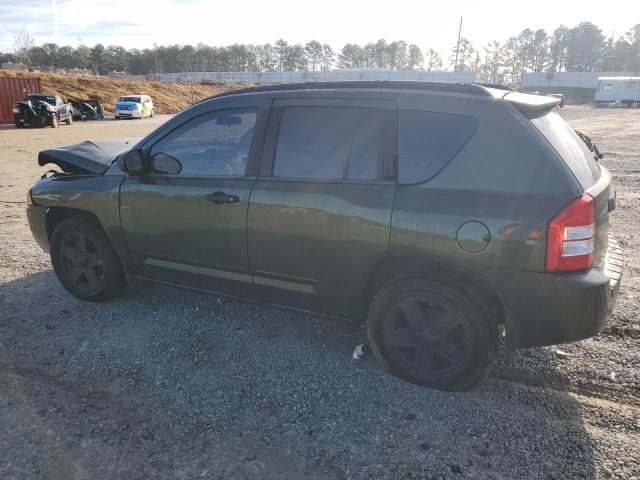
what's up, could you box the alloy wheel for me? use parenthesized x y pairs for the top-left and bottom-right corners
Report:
(58, 231), (106, 294)
(380, 298), (473, 383)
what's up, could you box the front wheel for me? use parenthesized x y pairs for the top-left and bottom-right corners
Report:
(366, 278), (496, 391)
(50, 218), (126, 301)
(65, 115), (73, 125)
(50, 115), (59, 128)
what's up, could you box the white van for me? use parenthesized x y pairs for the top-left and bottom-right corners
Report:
(114, 95), (154, 119)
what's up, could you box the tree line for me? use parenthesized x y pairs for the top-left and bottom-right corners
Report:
(3, 21), (639, 83)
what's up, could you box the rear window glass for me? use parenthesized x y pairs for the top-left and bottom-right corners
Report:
(273, 106), (385, 181)
(531, 111), (601, 188)
(398, 110), (478, 184)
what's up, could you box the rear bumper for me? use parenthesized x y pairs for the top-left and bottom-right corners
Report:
(485, 235), (623, 348)
(26, 205), (50, 252)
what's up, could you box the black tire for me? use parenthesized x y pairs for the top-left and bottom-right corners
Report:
(50, 115), (59, 128)
(65, 115), (73, 125)
(14, 120), (25, 128)
(50, 218), (126, 301)
(366, 277), (496, 391)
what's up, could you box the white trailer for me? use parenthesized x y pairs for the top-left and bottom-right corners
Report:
(595, 77), (640, 106)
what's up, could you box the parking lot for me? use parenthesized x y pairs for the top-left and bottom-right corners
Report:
(1, 107), (639, 479)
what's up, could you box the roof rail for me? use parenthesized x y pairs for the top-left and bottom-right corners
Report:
(197, 80), (492, 104)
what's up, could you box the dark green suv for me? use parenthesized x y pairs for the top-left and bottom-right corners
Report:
(26, 82), (623, 390)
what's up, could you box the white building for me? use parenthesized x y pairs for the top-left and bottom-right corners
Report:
(521, 71), (634, 89)
(160, 69), (476, 85)
(1, 62), (28, 71)
(595, 77), (640, 105)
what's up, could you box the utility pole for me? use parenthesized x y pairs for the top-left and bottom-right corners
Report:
(154, 43), (158, 76)
(454, 16), (463, 71)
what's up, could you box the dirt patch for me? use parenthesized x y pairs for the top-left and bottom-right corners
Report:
(1, 70), (237, 114)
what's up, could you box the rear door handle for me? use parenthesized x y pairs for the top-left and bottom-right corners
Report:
(204, 191), (240, 205)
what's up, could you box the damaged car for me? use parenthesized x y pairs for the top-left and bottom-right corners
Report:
(13, 93), (73, 128)
(26, 82), (623, 391)
(70, 99), (106, 121)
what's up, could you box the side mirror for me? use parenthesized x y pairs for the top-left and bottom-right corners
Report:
(119, 149), (146, 174)
(151, 153), (182, 175)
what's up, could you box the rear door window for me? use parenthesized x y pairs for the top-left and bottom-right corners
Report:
(273, 106), (387, 181)
(398, 110), (478, 184)
(531, 111), (601, 189)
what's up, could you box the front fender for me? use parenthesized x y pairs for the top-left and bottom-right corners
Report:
(30, 175), (133, 276)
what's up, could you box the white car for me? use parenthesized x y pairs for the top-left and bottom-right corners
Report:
(114, 95), (154, 119)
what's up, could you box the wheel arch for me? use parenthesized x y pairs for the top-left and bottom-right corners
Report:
(361, 256), (506, 328)
(46, 207), (104, 240)
(45, 206), (136, 284)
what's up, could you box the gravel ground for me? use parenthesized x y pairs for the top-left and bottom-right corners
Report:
(1, 108), (639, 479)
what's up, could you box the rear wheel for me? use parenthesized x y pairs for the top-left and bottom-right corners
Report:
(50, 115), (59, 128)
(65, 115), (73, 125)
(50, 218), (126, 301)
(366, 278), (496, 391)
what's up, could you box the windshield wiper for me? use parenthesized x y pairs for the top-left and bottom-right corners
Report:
(575, 130), (604, 161)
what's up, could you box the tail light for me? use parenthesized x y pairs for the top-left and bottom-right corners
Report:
(546, 194), (596, 272)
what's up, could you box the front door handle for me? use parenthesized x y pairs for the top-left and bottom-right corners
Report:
(204, 191), (240, 205)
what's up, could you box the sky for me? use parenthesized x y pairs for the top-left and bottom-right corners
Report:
(0, 0), (636, 64)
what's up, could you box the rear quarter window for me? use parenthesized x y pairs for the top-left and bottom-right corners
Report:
(398, 110), (479, 184)
(531, 111), (601, 189)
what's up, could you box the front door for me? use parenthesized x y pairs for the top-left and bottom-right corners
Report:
(120, 102), (266, 296)
(247, 97), (398, 317)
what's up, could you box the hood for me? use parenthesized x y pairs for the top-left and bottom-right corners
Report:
(17, 99), (53, 111)
(116, 101), (141, 108)
(38, 138), (140, 174)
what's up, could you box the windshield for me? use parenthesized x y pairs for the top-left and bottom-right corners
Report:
(25, 95), (55, 106)
(119, 96), (141, 103)
(531, 110), (601, 189)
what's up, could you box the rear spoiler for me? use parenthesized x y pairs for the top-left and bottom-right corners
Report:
(502, 91), (561, 116)
(480, 86), (561, 116)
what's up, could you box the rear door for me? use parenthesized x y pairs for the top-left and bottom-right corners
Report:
(120, 98), (268, 296)
(143, 96), (152, 117)
(247, 97), (397, 317)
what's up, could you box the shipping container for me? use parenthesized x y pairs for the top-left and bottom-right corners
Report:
(0, 76), (43, 124)
(595, 77), (640, 106)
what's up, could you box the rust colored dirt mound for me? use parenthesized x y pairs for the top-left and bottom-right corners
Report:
(1, 70), (237, 114)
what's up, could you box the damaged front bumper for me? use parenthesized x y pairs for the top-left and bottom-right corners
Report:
(26, 205), (49, 252)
